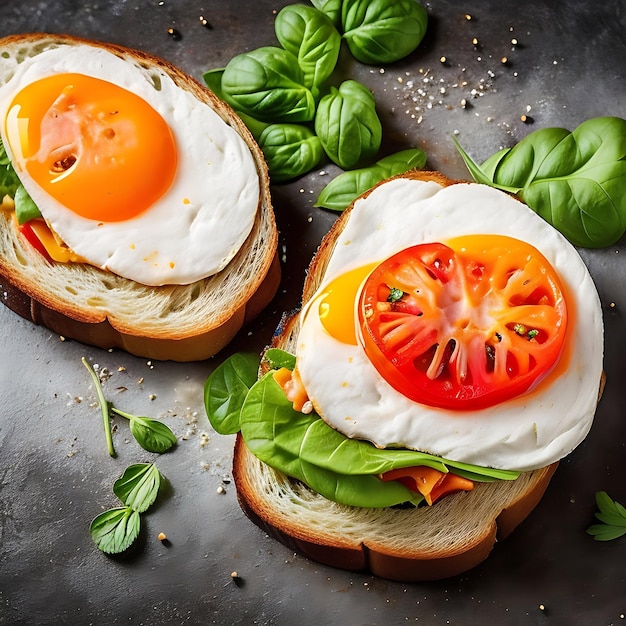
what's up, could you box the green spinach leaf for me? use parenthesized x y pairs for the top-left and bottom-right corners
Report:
(263, 347), (297, 371)
(0, 139), (20, 199)
(315, 79), (382, 169)
(113, 463), (162, 513)
(239, 372), (518, 508)
(14, 185), (41, 223)
(90, 506), (141, 554)
(221, 46), (316, 123)
(204, 352), (260, 435)
(259, 123), (324, 182)
(341, 0), (428, 64)
(275, 4), (341, 92)
(315, 147), (427, 211)
(454, 116), (626, 248)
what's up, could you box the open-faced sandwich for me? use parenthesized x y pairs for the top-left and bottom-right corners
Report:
(206, 170), (605, 582)
(0, 33), (279, 361)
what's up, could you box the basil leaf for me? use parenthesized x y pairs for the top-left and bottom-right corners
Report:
(202, 68), (269, 140)
(221, 46), (316, 123)
(90, 506), (141, 554)
(341, 0), (428, 65)
(310, 0), (342, 27)
(204, 352), (260, 435)
(275, 4), (341, 91)
(315, 147), (427, 211)
(259, 123), (323, 182)
(456, 117), (626, 248)
(263, 348), (297, 371)
(113, 463), (162, 513)
(315, 79), (382, 169)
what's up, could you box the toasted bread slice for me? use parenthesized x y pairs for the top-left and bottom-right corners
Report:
(0, 33), (279, 361)
(230, 170), (600, 581)
(233, 309), (558, 582)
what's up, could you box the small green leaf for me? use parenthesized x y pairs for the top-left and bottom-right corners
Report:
(204, 352), (260, 435)
(587, 491), (626, 541)
(111, 407), (177, 453)
(90, 506), (141, 554)
(315, 147), (426, 211)
(14, 185), (42, 224)
(263, 348), (296, 371)
(113, 463), (162, 513)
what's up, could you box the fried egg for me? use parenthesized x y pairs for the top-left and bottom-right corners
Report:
(296, 179), (604, 471)
(0, 43), (259, 285)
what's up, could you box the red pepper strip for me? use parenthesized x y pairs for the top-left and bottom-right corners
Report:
(18, 219), (54, 263)
(381, 466), (474, 505)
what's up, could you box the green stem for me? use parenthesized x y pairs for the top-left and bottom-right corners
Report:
(81, 357), (116, 458)
(110, 407), (134, 421)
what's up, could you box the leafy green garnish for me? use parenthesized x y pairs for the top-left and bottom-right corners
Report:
(14, 185), (42, 224)
(82, 357), (176, 455)
(113, 463), (162, 513)
(204, 352), (520, 509)
(275, 3), (341, 92)
(453, 116), (626, 248)
(315, 148), (427, 211)
(90, 463), (163, 554)
(111, 408), (177, 454)
(0, 139), (20, 199)
(258, 123), (323, 182)
(263, 347), (297, 371)
(587, 491), (626, 541)
(341, 0), (428, 65)
(204, 352), (260, 435)
(387, 287), (404, 303)
(314, 80), (382, 169)
(90, 507), (141, 555)
(203, 2), (429, 183)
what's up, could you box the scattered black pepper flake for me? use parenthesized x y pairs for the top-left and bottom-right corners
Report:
(167, 27), (182, 41)
(520, 114), (534, 124)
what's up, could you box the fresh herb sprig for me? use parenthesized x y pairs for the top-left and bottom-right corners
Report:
(81, 357), (177, 455)
(90, 463), (163, 554)
(587, 491), (626, 541)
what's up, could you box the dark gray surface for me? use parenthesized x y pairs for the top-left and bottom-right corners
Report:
(0, 1), (625, 624)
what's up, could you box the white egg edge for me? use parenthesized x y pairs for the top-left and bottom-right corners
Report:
(296, 179), (604, 472)
(0, 44), (260, 286)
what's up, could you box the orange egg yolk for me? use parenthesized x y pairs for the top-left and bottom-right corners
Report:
(316, 263), (377, 345)
(4, 73), (177, 222)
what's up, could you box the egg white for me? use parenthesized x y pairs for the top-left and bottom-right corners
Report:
(0, 44), (259, 286)
(296, 179), (604, 472)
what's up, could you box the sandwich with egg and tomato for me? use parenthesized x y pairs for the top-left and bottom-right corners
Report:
(0, 33), (279, 361)
(206, 170), (605, 582)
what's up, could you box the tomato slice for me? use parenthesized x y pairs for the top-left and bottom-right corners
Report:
(357, 235), (568, 410)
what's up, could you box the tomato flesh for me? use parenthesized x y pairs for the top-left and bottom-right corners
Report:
(357, 235), (568, 410)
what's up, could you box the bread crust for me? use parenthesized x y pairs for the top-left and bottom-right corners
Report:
(0, 33), (279, 361)
(231, 170), (567, 581)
